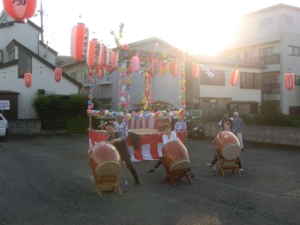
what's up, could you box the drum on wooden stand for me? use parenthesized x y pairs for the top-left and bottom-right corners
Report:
(89, 142), (121, 179)
(215, 131), (241, 160)
(162, 139), (191, 172)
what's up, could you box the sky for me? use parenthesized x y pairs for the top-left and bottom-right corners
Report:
(1, 0), (300, 56)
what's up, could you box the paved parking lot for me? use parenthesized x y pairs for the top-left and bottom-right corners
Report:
(0, 134), (299, 225)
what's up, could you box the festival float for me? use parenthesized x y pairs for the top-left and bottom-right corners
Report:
(68, 21), (240, 162)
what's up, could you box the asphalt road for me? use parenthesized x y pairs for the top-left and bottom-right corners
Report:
(0, 135), (299, 225)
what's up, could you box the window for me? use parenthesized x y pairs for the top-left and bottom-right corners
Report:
(82, 68), (89, 81)
(240, 72), (262, 89)
(201, 70), (225, 86)
(295, 76), (300, 85)
(259, 47), (273, 57)
(70, 71), (79, 80)
(260, 17), (272, 28)
(262, 75), (280, 94)
(282, 15), (293, 25)
(18, 49), (32, 78)
(288, 46), (299, 56)
(9, 49), (15, 61)
(99, 70), (112, 84)
(99, 99), (112, 110)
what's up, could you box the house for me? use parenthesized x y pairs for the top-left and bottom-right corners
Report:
(185, 55), (266, 117)
(0, 10), (82, 119)
(60, 37), (184, 111)
(219, 3), (300, 115)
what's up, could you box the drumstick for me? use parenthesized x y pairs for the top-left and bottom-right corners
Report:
(232, 124), (240, 133)
(212, 127), (223, 143)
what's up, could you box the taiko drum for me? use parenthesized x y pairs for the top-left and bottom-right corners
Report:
(162, 139), (191, 172)
(215, 131), (241, 160)
(89, 142), (121, 178)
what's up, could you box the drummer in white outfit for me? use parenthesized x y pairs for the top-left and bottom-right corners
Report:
(147, 123), (194, 177)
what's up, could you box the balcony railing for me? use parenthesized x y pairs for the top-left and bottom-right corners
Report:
(262, 83), (280, 94)
(97, 76), (112, 85)
(244, 54), (280, 65)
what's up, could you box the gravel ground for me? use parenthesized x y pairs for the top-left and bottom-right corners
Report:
(0, 134), (299, 225)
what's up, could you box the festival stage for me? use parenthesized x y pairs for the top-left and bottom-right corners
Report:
(88, 129), (185, 162)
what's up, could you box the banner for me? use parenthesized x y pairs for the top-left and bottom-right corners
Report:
(0, 100), (10, 110)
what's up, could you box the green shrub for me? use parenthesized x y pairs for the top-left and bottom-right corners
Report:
(67, 117), (89, 134)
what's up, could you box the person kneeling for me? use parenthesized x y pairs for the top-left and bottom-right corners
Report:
(206, 121), (243, 172)
(147, 123), (195, 178)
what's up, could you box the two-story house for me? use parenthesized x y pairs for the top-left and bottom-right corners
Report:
(0, 10), (82, 119)
(219, 3), (300, 115)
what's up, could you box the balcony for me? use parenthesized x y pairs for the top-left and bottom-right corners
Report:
(244, 54), (280, 65)
(97, 76), (112, 85)
(262, 83), (280, 94)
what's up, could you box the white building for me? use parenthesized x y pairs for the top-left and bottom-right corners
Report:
(219, 3), (300, 115)
(185, 55), (266, 117)
(0, 10), (82, 119)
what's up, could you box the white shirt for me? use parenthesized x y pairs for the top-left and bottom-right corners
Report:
(162, 131), (178, 144)
(174, 121), (187, 131)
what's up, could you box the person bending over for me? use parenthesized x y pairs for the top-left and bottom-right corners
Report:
(106, 123), (140, 186)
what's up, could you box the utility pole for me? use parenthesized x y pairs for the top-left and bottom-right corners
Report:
(37, 0), (46, 42)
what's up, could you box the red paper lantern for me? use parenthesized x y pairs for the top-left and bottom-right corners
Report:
(70, 23), (89, 61)
(24, 73), (32, 88)
(131, 56), (140, 72)
(169, 62), (179, 77)
(97, 67), (105, 78)
(3, 0), (37, 23)
(150, 59), (158, 77)
(99, 45), (107, 69)
(230, 69), (240, 86)
(54, 67), (62, 83)
(193, 64), (200, 78)
(285, 72), (295, 91)
(106, 50), (115, 72)
(86, 38), (101, 69)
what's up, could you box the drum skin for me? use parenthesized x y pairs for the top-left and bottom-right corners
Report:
(156, 117), (172, 131)
(162, 139), (191, 172)
(215, 131), (241, 160)
(89, 142), (121, 178)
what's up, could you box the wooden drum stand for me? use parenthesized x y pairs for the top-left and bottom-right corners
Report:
(216, 150), (241, 177)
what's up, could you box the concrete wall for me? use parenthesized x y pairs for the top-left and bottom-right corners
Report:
(202, 121), (300, 146)
(8, 119), (41, 135)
